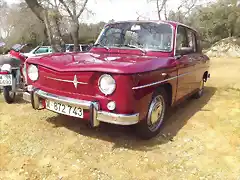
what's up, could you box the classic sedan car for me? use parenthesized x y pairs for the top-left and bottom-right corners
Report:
(24, 20), (210, 139)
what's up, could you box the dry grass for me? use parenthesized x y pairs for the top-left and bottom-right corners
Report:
(0, 57), (240, 180)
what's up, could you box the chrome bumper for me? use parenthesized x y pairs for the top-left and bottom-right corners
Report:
(31, 89), (139, 127)
(22, 92), (31, 102)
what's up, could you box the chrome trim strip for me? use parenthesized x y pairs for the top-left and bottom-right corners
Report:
(132, 76), (178, 90)
(22, 92), (31, 102)
(132, 71), (194, 90)
(46, 76), (88, 85)
(174, 24), (178, 57)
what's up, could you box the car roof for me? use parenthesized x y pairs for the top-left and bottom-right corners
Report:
(106, 20), (198, 33)
(38, 46), (51, 48)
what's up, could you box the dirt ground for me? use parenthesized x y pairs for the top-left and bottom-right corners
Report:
(0, 58), (240, 180)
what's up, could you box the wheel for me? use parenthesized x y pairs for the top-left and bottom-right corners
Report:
(3, 86), (16, 104)
(193, 79), (204, 99)
(136, 88), (168, 140)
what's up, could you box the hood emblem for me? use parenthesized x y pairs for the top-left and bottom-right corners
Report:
(45, 76), (88, 87)
(73, 75), (78, 89)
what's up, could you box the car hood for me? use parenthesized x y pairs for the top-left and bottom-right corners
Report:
(26, 51), (175, 74)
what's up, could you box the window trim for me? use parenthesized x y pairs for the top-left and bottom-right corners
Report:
(186, 27), (198, 53)
(174, 25), (199, 56)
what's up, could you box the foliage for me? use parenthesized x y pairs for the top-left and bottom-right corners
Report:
(168, 0), (240, 48)
(0, 0), (240, 50)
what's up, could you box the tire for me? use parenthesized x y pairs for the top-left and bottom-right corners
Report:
(193, 79), (204, 99)
(3, 86), (16, 104)
(136, 87), (168, 140)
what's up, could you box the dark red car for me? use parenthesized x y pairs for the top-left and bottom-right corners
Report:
(24, 20), (210, 139)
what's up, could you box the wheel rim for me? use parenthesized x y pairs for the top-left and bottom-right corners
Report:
(9, 91), (15, 99)
(147, 95), (165, 132)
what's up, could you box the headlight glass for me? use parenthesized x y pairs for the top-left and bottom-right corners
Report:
(98, 74), (116, 95)
(28, 64), (39, 81)
(23, 62), (27, 82)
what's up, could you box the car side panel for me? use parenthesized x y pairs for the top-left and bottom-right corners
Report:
(186, 53), (205, 92)
(194, 54), (210, 89)
(175, 55), (196, 101)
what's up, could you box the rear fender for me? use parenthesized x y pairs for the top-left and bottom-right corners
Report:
(0, 64), (20, 90)
(1, 64), (12, 73)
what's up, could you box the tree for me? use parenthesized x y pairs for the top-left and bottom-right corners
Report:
(25, 0), (65, 52)
(168, 0), (201, 23)
(177, 0), (240, 47)
(0, 0), (9, 39)
(0, 1), (47, 47)
(149, 0), (168, 20)
(58, 0), (89, 51)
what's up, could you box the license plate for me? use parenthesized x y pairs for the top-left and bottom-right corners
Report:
(0, 74), (12, 86)
(46, 100), (84, 118)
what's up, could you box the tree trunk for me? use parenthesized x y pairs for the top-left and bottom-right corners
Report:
(71, 22), (79, 51)
(24, 0), (65, 52)
(156, 0), (161, 20)
(43, 10), (53, 47)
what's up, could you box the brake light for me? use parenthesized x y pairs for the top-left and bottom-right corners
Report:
(0, 71), (9, 75)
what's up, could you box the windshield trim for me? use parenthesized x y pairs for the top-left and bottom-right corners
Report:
(94, 21), (174, 53)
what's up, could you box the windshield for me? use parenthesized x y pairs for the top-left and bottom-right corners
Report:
(95, 22), (173, 52)
(11, 44), (23, 51)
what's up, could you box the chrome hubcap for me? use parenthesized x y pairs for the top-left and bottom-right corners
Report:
(151, 102), (163, 124)
(9, 91), (14, 98)
(199, 80), (204, 94)
(200, 80), (204, 90)
(147, 95), (165, 132)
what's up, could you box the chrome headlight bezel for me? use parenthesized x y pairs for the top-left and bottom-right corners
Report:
(27, 64), (39, 81)
(98, 74), (116, 95)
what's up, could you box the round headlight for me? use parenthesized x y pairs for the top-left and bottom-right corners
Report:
(28, 64), (39, 81)
(23, 62), (27, 82)
(98, 74), (116, 95)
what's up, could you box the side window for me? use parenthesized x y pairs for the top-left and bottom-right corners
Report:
(187, 29), (197, 53)
(176, 26), (197, 55)
(68, 45), (74, 52)
(176, 26), (188, 54)
(35, 47), (49, 54)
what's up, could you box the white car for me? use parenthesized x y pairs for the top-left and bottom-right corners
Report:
(23, 44), (91, 58)
(23, 46), (52, 57)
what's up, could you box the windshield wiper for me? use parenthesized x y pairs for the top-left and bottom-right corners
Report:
(93, 43), (109, 51)
(123, 44), (146, 54)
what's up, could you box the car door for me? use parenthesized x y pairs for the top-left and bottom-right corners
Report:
(175, 25), (197, 101)
(185, 29), (203, 92)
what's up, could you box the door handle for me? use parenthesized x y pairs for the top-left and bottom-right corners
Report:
(188, 57), (194, 63)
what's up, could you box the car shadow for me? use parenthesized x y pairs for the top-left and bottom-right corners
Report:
(46, 86), (217, 151)
(15, 93), (29, 104)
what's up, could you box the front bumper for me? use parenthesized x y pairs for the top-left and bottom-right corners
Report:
(30, 89), (139, 127)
